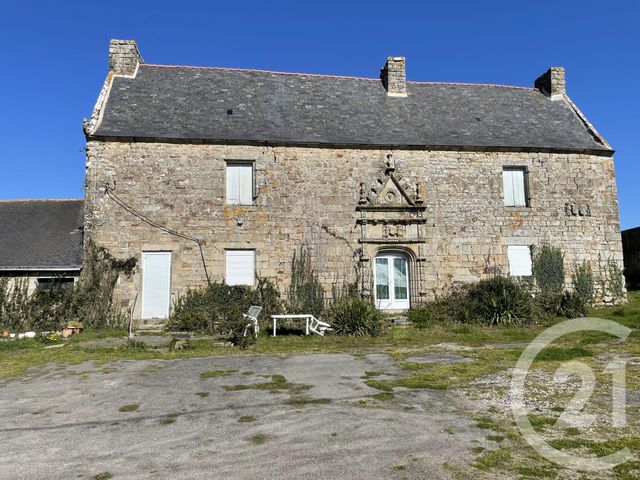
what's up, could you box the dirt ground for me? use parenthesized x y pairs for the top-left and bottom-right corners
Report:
(0, 353), (489, 480)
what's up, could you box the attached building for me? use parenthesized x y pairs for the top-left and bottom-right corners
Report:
(0, 199), (84, 292)
(84, 40), (624, 320)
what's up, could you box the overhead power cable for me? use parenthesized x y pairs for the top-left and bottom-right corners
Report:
(104, 181), (211, 284)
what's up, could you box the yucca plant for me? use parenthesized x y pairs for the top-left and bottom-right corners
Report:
(330, 298), (384, 336)
(468, 276), (533, 326)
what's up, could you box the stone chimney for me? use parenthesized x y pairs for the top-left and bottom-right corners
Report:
(534, 66), (565, 99)
(381, 57), (407, 97)
(109, 39), (143, 77)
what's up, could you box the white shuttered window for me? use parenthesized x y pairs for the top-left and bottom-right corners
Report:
(226, 162), (253, 205)
(225, 250), (255, 286)
(502, 168), (527, 207)
(141, 252), (172, 319)
(508, 246), (532, 276)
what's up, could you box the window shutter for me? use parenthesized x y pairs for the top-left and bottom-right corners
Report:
(225, 250), (255, 286)
(141, 252), (172, 319)
(503, 169), (526, 207)
(508, 246), (532, 276)
(226, 163), (253, 205)
(511, 169), (526, 206)
(238, 164), (253, 204)
(226, 165), (240, 205)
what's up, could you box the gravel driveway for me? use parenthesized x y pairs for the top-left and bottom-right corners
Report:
(0, 353), (487, 479)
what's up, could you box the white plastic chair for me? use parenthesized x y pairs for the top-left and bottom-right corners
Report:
(242, 306), (263, 338)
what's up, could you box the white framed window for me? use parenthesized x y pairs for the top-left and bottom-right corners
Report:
(226, 161), (253, 205)
(225, 250), (255, 286)
(507, 245), (532, 276)
(502, 167), (528, 207)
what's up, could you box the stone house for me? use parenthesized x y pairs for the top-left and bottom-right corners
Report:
(84, 39), (623, 320)
(0, 199), (84, 293)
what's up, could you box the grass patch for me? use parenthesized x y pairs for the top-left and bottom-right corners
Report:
(200, 369), (238, 379)
(238, 415), (256, 423)
(369, 391), (395, 401)
(195, 391), (210, 398)
(486, 434), (505, 443)
(367, 349), (521, 391)
(283, 396), (331, 406)
(361, 370), (384, 379)
(389, 464), (406, 471)
(247, 433), (269, 444)
(118, 403), (140, 412)
(223, 374), (312, 393)
(160, 412), (181, 425)
(475, 447), (511, 469)
(528, 415), (557, 429)
(534, 347), (593, 362)
(94, 473), (113, 480)
(516, 465), (557, 478)
(548, 436), (640, 456)
(474, 416), (506, 433)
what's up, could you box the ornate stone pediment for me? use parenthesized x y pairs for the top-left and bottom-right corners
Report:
(356, 154), (426, 246)
(358, 154), (425, 211)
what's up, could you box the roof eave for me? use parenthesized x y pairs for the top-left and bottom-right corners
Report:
(0, 266), (82, 272)
(86, 134), (614, 156)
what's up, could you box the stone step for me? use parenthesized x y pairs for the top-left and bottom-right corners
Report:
(136, 324), (165, 332)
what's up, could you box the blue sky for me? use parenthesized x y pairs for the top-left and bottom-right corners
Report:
(0, 0), (638, 228)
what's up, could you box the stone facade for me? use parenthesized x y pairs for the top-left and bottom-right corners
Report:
(85, 140), (623, 318)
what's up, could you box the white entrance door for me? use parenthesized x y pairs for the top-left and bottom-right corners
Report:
(141, 252), (172, 319)
(374, 253), (410, 310)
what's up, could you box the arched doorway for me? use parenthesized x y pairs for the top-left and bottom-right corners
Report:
(374, 252), (410, 310)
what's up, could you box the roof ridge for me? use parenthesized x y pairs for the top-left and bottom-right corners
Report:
(141, 64), (534, 90)
(0, 198), (84, 203)
(142, 63), (380, 81)
(408, 80), (536, 91)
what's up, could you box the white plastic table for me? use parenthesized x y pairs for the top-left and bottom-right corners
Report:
(270, 314), (314, 336)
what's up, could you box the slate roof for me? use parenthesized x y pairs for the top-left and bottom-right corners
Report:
(0, 200), (84, 271)
(93, 65), (610, 152)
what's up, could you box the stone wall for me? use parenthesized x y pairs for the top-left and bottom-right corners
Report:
(85, 140), (624, 318)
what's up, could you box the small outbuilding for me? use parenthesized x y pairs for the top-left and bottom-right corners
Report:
(0, 199), (84, 292)
(622, 226), (640, 290)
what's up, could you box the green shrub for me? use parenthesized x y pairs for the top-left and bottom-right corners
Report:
(166, 278), (282, 348)
(572, 261), (594, 306)
(535, 291), (589, 319)
(0, 241), (135, 332)
(330, 299), (384, 336)
(558, 291), (589, 318)
(605, 258), (625, 301)
(287, 247), (325, 317)
(407, 306), (440, 329)
(533, 246), (565, 295)
(468, 276), (533, 325)
(408, 291), (478, 328)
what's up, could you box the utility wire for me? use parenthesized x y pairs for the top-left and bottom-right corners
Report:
(104, 182), (211, 285)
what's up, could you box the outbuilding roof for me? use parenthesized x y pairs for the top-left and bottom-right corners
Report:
(0, 200), (84, 271)
(92, 64), (610, 152)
